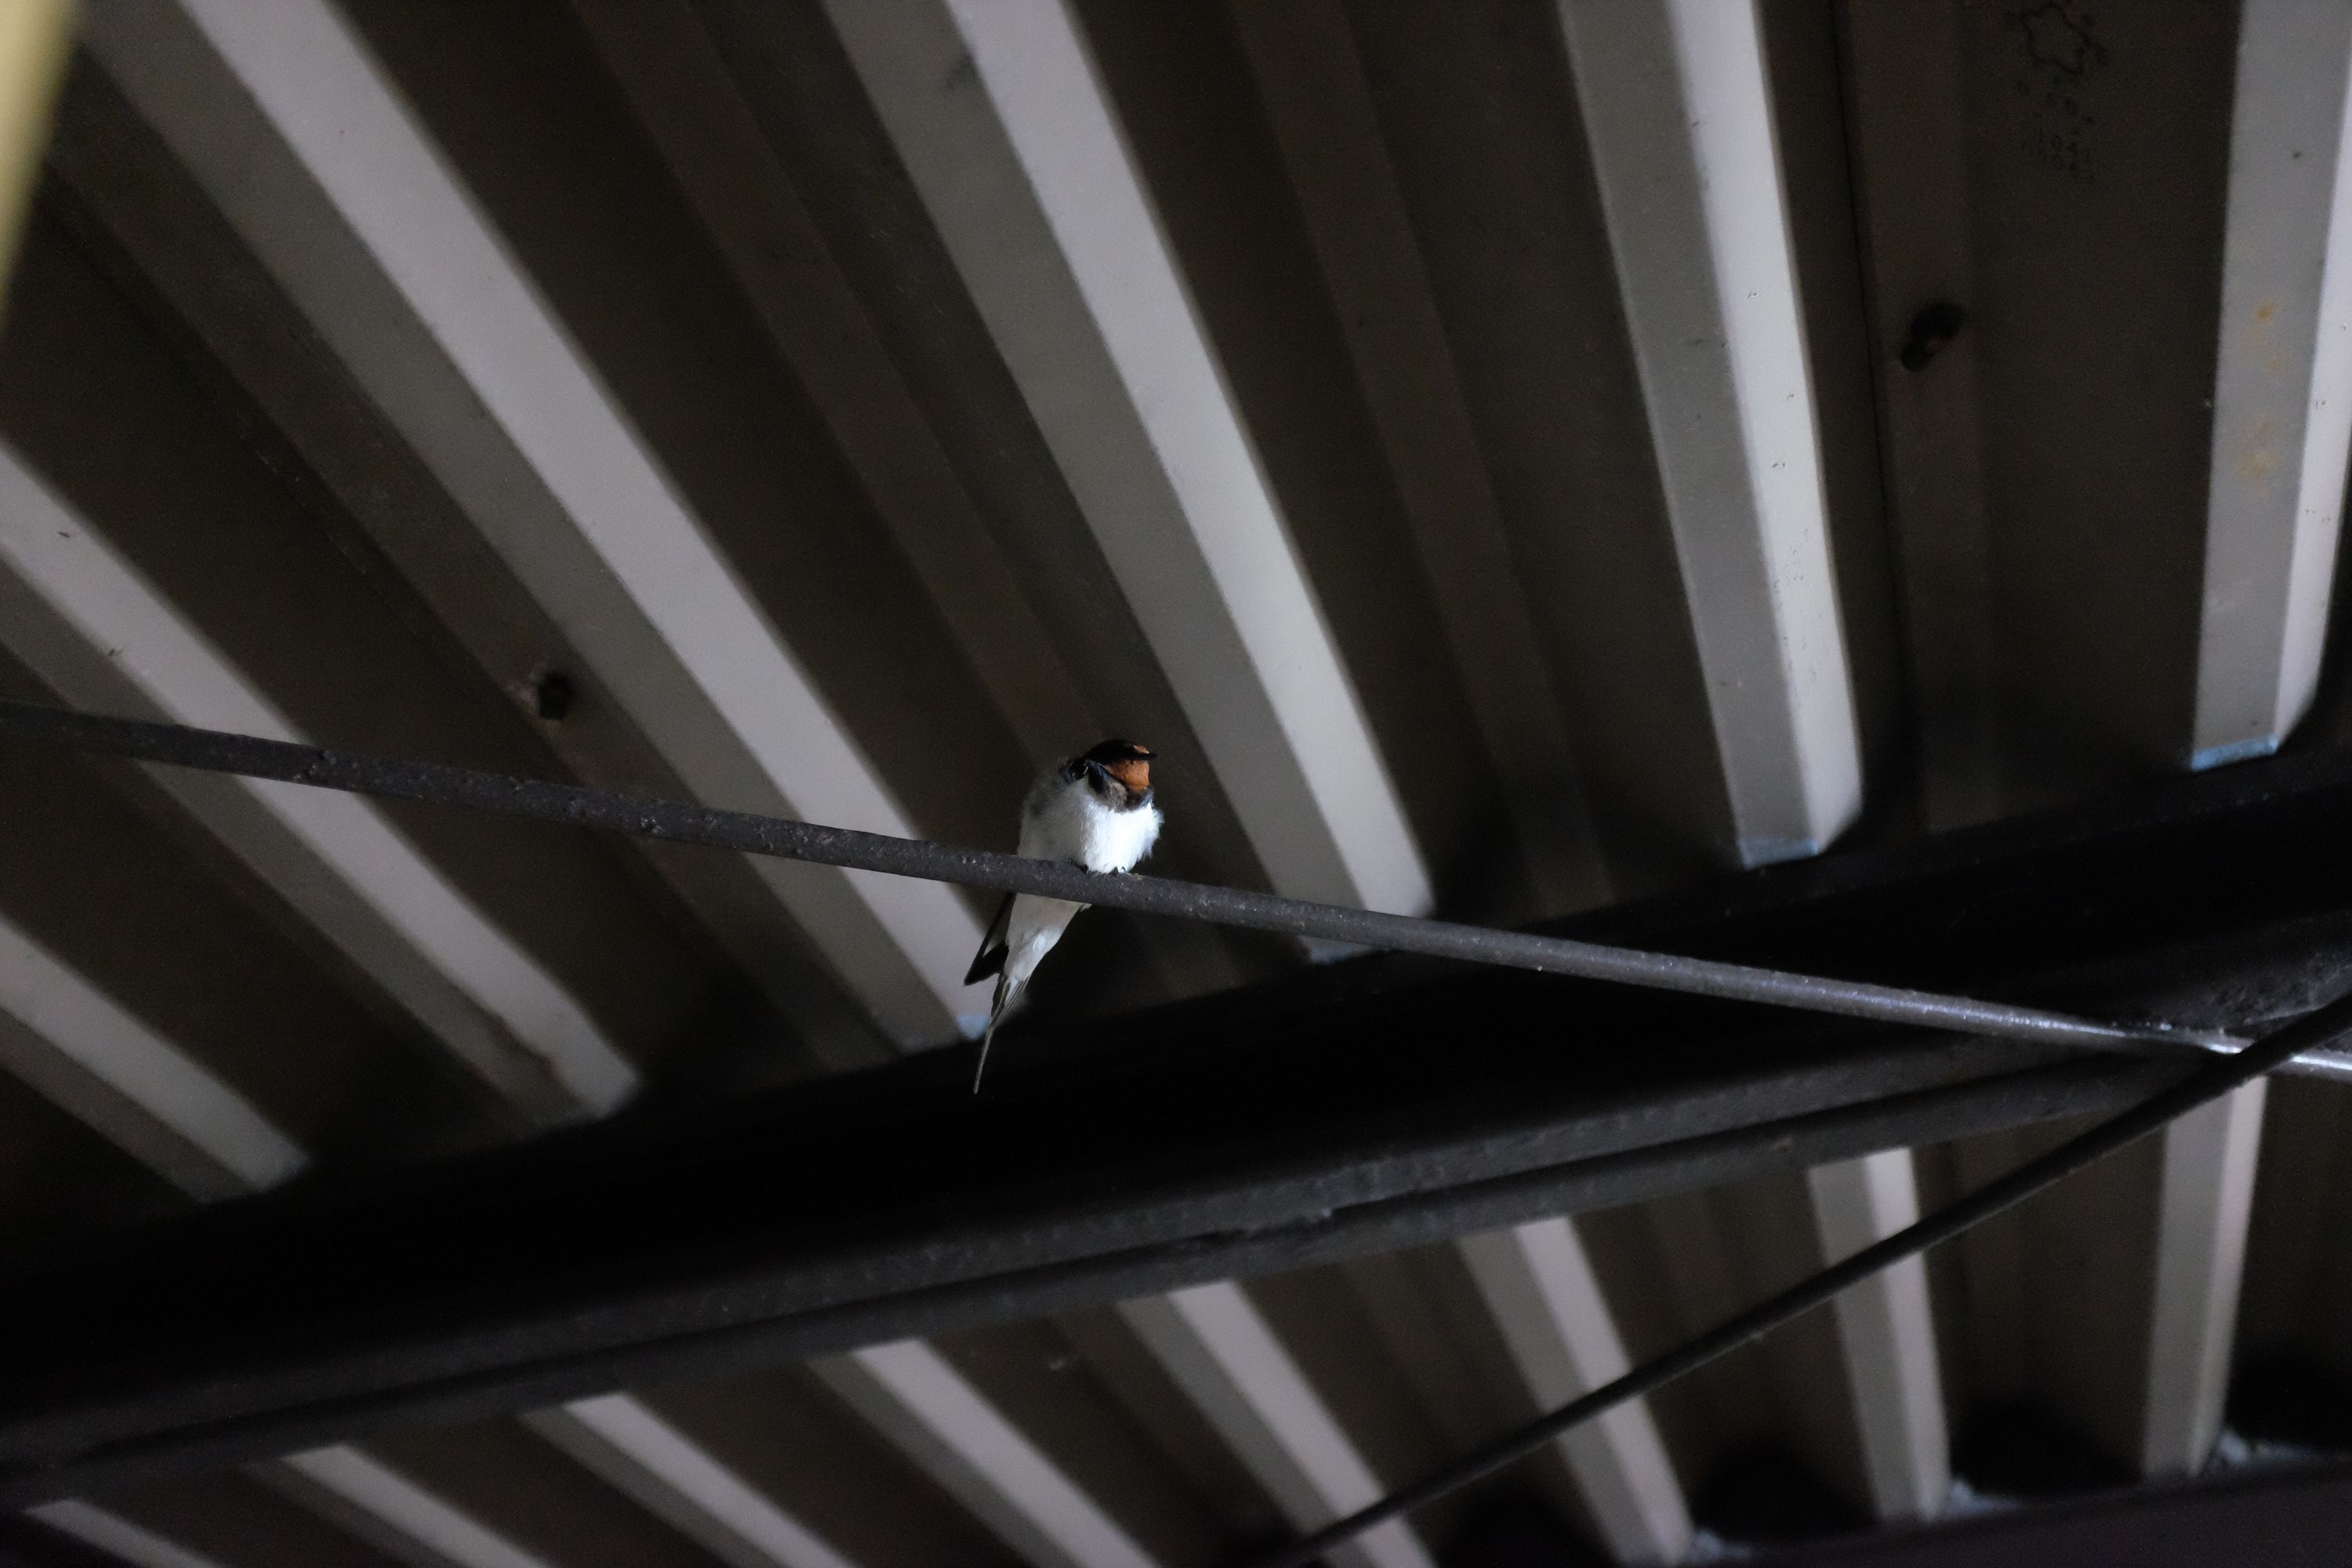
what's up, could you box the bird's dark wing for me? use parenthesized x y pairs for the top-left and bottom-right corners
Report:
(964, 891), (1014, 985)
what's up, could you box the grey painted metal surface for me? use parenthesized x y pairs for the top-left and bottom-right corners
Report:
(1120, 1286), (1435, 1568)
(815, 1344), (1156, 1568)
(2193, 0), (2352, 770)
(1555, 0), (1861, 866)
(1809, 1153), (1951, 1523)
(2141, 1082), (2269, 1479)
(1457, 1221), (1693, 1562)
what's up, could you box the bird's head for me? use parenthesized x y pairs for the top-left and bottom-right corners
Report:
(1081, 739), (1153, 796)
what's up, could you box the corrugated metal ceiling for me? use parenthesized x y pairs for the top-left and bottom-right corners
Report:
(6, 1), (2352, 1564)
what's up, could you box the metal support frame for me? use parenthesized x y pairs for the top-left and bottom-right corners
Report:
(0, 716), (2348, 1504)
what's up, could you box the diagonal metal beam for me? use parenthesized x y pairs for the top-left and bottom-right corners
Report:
(0, 1046), (2193, 1512)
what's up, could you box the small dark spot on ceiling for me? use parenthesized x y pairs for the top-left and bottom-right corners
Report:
(532, 669), (575, 724)
(1900, 300), (1970, 372)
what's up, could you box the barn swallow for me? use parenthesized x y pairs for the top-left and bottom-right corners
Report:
(965, 739), (1161, 1091)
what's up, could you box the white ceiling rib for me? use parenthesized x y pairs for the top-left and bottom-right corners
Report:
(526, 1399), (859, 1568)
(1553, 0), (1862, 867)
(2192, 0), (2352, 769)
(1120, 1283), (1436, 1568)
(25, 1501), (229, 1568)
(1807, 1152), (1952, 1523)
(1458, 1220), (1696, 1563)
(0, 913), (302, 1199)
(2142, 1083), (2269, 1479)
(271, 1446), (554, 1568)
(818, 1341), (1160, 1568)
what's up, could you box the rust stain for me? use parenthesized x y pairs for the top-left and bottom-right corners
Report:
(2239, 418), (2280, 481)
(2256, 299), (2278, 323)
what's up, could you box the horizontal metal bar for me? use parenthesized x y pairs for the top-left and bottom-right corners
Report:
(0, 699), (2274, 1065)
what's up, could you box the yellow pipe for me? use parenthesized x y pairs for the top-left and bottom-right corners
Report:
(0, 0), (73, 314)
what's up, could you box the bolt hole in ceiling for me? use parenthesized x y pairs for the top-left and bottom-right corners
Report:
(5, 2), (2352, 1567)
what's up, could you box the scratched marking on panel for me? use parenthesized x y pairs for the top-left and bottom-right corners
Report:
(2009, 2), (2108, 187)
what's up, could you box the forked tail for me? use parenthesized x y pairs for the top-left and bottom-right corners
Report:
(971, 969), (1014, 1093)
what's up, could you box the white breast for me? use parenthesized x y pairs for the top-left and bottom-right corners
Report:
(1080, 793), (1162, 872)
(1019, 771), (1162, 873)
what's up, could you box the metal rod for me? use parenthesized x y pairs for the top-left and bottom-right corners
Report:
(1247, 984), (2352, 1568)
(0, 700), (2328, 1075)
